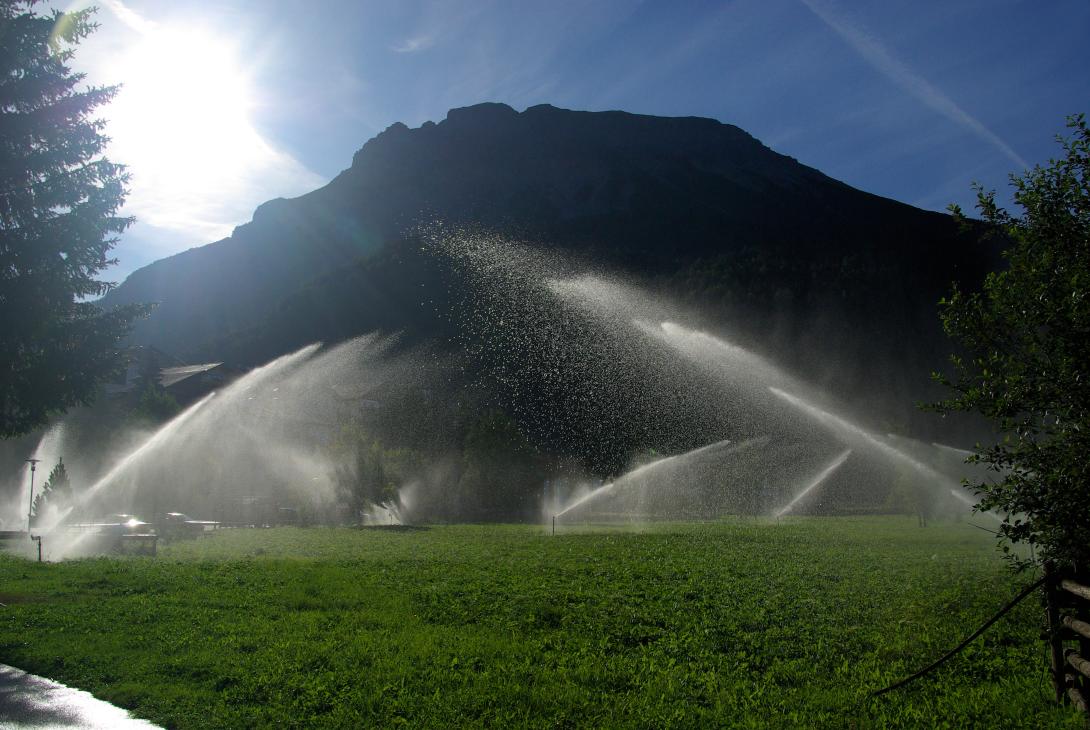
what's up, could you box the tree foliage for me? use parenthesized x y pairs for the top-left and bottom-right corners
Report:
(931, 115), (1090, 570)
(129, 382), (180, 424)
(330, 425), (409, 521)
(0, 2), (148, 438)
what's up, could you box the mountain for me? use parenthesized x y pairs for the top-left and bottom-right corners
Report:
(100, 103), (993, 440)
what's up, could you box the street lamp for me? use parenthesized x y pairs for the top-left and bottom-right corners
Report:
(25, 458), (40, 533)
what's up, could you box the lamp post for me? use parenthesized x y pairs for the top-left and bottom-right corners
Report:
(25, 458), (40, 533)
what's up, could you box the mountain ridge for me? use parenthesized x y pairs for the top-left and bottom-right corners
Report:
(99, 102), (988, 440)
(107, 102), (945, 321)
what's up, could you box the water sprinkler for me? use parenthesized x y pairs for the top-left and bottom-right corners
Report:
(24, 458), (40, 533)
(552, 515), (556, 536)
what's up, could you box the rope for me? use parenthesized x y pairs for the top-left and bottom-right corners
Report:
(871, 574), (1048, 697)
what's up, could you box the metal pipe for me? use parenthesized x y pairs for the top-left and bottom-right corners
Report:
(25, 459), (40, 533)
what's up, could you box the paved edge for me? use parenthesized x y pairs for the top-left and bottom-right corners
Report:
(0, 663), (162, 729)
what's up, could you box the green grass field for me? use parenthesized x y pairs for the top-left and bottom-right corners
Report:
(0, 518), (1080, 728)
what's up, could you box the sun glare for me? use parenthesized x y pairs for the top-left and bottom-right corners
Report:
(104, 25), (276, 235)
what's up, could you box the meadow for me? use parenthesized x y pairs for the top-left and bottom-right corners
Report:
(0, 518), (1080, 728)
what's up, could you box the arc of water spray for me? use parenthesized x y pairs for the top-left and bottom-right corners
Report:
(946, 487), (1004, 523)
(71, 392), (217, 514)
(932, 442), (975, 459)
(71, 343), (325, 513)
(640, 319), (1000, 521)
(554, 438), (736, 518)
(767, 387), (952, 485)
(768, 386), (1005, 522)
(555, 482), (614, 519)
(639, 317), (953, 489)
(931, 441), (1006, 523)
(35, 391), (219, 554)
(948, 489), (976, 509)
(554, 437), (775, 519)
(775, 449), (852, 518)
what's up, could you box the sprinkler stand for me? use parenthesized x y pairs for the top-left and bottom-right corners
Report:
(24, 458), (40, 532)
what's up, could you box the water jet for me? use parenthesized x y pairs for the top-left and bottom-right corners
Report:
(776, 450), (852, 518)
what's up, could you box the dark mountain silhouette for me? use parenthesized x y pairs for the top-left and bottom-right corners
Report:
(100, 103), (992, 445)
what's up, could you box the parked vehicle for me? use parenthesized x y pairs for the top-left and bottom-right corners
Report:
(79, 515), (151, 535)
(158, 512), (220, 539)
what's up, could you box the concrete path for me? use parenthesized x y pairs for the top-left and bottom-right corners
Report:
(0, 664), (161, 729)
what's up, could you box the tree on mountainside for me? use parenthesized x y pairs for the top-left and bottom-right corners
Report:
(458, 409), (541, 520)
(0, 2), (148, 438)
(330, 425), (404, 521)
(930, 115), (1090, 571)
(129, 382), (180, 423)
(884, 465), (934, 528)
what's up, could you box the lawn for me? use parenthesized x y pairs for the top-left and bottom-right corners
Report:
(0, 518), (1079, 728)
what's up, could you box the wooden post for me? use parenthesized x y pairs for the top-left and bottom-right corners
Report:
(1060, 579), (1090, 602)
(1066, 649), (1090, 679)
(1062, 615), (1090, 641)
(1046, 563), (1067, 703)
(1068, 676), (1089, 712)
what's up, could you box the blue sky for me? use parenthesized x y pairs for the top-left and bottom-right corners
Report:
(67, 0), (1089, 283)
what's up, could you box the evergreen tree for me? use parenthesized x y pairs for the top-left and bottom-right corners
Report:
(931, 115), (1090, 570)
(30, 455), (71, 523)
(0, 2), (149, 438)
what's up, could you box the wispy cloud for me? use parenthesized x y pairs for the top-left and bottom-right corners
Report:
(98, 0), (156, 35)
(392, 34), (436, 53)
(800, 0), (1028, 170)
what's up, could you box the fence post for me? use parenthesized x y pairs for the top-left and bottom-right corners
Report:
(1077, 565), (1090, 706)
(1045, 562), (1066, 703)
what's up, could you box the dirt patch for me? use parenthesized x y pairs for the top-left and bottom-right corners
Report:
(0, 593), (42, 605)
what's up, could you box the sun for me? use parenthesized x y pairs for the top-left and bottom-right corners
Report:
(103, 24), (274, 235)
